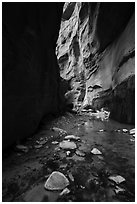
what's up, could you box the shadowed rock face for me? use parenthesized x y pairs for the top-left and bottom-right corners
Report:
(56, 2), (135, 124)
(2, 3), (135, 149)
(2, 3), (64, 149)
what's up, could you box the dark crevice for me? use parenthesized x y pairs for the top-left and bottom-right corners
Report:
(118, 50), (135, 68)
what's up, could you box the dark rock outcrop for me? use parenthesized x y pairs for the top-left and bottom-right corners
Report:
(2, 3), (64, 149)
(56, 2), (135, 124)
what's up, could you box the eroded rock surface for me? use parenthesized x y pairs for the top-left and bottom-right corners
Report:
(56, 2), (135, 124)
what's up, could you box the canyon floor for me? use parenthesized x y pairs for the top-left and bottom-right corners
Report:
(2, 111), (135, 202)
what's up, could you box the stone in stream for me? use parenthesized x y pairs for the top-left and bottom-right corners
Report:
(34, 144), (43, 149)
(75, 149), (85, 157)
(91, 148), (102, 155)
(99, 129), (104, 132)
(115, 186), (125, 194)
(59, 141), (77, 150)
(52, 141), (59, 145)
(115, 129), (121, 132)
(68, 172), (74, 182)
(81, 109), (88, 112)
(60, 163), (68, 169)
(97, 155), (104, 160)
(52, 127), (67, 135)
(36, 139), (47, 145)
(130, 128), (135, 135)
(59, 188), (70, 196)
(64, 135), (80, 141)
(122, 129), (128, 133)
(67, 154), (85, 161)
(16, 145), (29, 153)
(66, 151), (71, 156)
(90, 109), (110, 120)
(108, 175), (125, 184)
(44, 171), (69, 191)
(130, 138), (135, 142)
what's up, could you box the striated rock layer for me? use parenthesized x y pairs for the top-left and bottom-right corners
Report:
(56, 2), (135, 124)
(2, 3), (64, 149)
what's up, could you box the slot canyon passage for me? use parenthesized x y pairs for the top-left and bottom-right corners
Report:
(2, 2), (135, 202)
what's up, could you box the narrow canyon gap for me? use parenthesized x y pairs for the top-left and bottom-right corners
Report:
(2, 2), (135, 202)
(3, 2), (135, 149)
(56, 2), (135, 124)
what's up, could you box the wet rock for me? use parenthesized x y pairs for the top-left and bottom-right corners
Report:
(108, 175), (125, 184)
(90, 109), (110, 120)
(64, 135), (80, 141)
(60, 163), (68, 169)
(97, 155), (104, 160)
(52, 127), (67, 135)
(44, 171), (69, 191)
(59, 141), (77, 150)
(16, 145), (29, 153)
(34, 144), (43, 149)
(91, 148), (102, 155)
(68, 172), (74, 182)
(99, 129), (104, 132)
(80, 185), (85, 189)
(81, 109), (88, 112)
(36, 139), (47, 145)
(122, 129), (128, 133)
(66, 151), (71, 156)
(59, 188), (70, 196)
(130, 138), (135, 142)
(115, 129), (121, 132)
(130, 128), (135, 135)
(52, 141), (59, 145)
(67, 154), (85, 161)
(75, 150), (85, 157)
(115, 186), (125, 194)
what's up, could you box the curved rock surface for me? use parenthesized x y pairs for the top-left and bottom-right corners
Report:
(56, 2), (135, 124)
(44, 171), (69, 191)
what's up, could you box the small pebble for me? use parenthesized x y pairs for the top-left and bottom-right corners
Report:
(75, 150), (85, 157)
(66, 151), (71, 156)
(34, 144), (43, 149)
(91, 148), (102, 155)
(68, 172), (74, 182)
(52, 141), (59, 145)
(108, 175), (125, 184)
(122, 129), (128, 133)
(99, 129), (104, 132)
(115, 186), (125, 194)
(60, 188), (70, 196)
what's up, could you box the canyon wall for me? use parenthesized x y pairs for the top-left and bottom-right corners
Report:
(56, 2), (135, 124)
(2, 3), (64, 149)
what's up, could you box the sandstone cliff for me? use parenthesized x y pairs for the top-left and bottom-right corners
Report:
(56, 2), (135, 124)
(3, 3), (64, 149)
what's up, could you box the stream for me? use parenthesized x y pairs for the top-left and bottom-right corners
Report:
(2, 112), (135, 202)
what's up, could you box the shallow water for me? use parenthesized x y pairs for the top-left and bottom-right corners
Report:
(2, 113), (135, 202)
